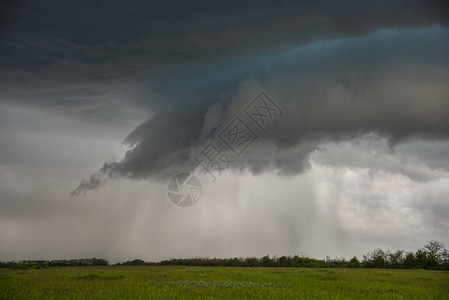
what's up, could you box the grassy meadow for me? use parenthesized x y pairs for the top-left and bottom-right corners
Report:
(1, 266), (448, 299)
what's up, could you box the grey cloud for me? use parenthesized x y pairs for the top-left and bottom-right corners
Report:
(72, 26), (449, 194)
(3, 0), (449, 264)
(1, 1), (448, 112)
(70, 111), (206, 194)
(311, 137), (449, 182)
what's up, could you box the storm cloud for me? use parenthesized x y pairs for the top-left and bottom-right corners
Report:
(71, 25), (449, 194)
(1, 1), (449, 262)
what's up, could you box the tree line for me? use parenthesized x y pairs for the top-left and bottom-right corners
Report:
(119, 241), (449, 270)
(2, 241), (448, 270)
(0, 258), (108, 269)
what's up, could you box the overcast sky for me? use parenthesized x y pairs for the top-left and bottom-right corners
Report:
(1, 0), (449, 263)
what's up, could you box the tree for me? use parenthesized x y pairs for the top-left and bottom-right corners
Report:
(261, 255), (272, 267)
(441, 248), (449, 267)
(278, 256), (288, 267)
(403, 252), (416, 268)
(387, 250), (405, 268)
(423, 240), (446, 266)
(363, 249), (387, 268)
(123, 259), (146, 266)
(349, 257), (361, 268)
(414, 248), (429, 268)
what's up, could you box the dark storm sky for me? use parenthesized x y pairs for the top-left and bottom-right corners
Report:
(0, 1), (448, 262)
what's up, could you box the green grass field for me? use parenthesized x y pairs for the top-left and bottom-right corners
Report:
(1, 266), (448, 299)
